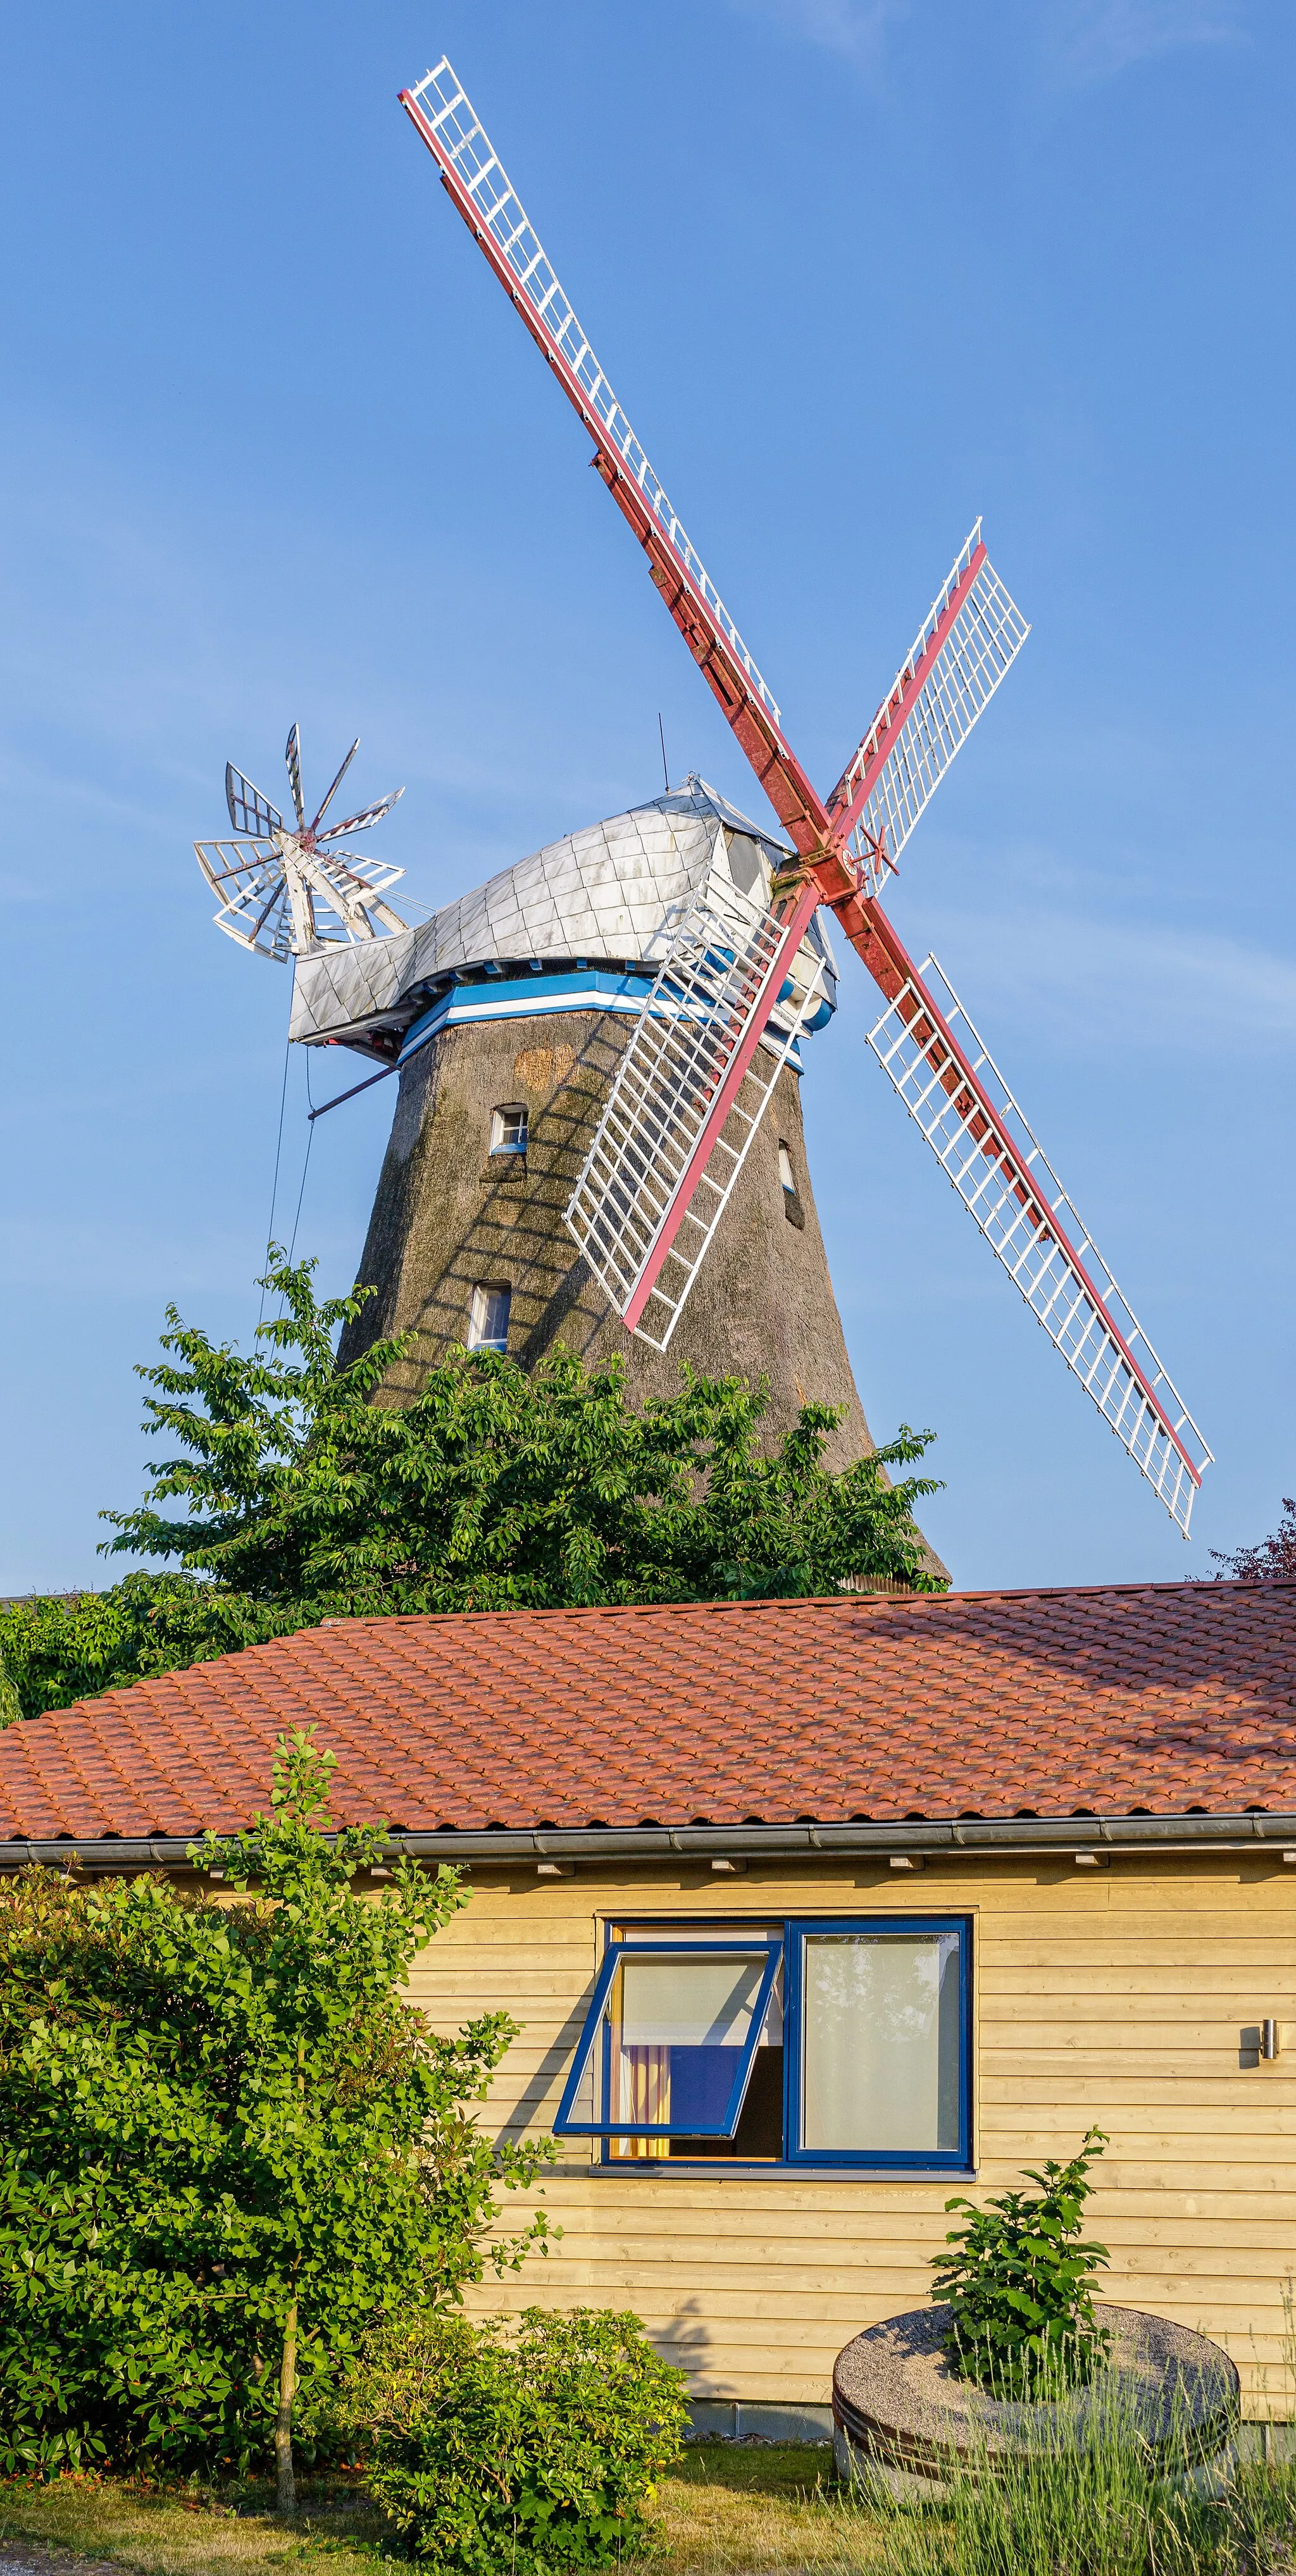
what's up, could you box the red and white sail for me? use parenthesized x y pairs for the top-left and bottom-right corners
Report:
(566, 874), (827, 1349)
(867, 955), (1211, 1532)
(404, 56), (1212, 1532)
(828, 528), (1031, 896)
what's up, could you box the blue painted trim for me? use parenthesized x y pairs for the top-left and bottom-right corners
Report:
(554, 1940), (782, 2138)
(398, 971), (653, 1067)
(396, 969), (824, 1070)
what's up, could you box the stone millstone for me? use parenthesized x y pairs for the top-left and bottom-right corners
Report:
(833, 2304), (1240, 2492)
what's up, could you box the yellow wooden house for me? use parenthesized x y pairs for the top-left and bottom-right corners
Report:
(2, 1578), (1293, 2429)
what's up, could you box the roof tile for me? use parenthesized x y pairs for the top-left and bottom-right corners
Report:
(3, 1581), (1296, 1840)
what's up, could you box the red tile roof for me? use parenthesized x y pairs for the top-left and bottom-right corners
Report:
(3, 1580), (1296, 1843)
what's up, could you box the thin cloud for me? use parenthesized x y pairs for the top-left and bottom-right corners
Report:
(907, 904), (1296, 1055)
(724, 0), (909, 62)
(1052, 0), (1244, 81)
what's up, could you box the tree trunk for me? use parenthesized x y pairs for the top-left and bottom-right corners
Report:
(276, 2298), (298, 2517)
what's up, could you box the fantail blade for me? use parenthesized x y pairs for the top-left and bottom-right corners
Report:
(285, 722), (305, 828)
(225, 763), (285, 839)
(309, 738), (359, 834)
(315, 784), (405, 841)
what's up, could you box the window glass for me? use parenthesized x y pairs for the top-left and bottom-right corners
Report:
(491, 1104), (528, 1153)
(559, 1944), (778, 2148)
(800, 1931), (961, 2154)
(778, 1142), (797, 1194)
(604, 1926), (785, 2160)
(467, 1283), (511, 1351)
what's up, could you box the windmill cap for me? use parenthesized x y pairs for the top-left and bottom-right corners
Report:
(289, 776), (838, 1058)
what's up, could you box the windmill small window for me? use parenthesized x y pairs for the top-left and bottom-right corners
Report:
(778, 1142), (806, 1231)
(490, 1103), (529, 1155)
(467, 1284), (511, 1352)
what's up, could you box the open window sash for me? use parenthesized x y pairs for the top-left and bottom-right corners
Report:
(554, 1940), (782, 2139)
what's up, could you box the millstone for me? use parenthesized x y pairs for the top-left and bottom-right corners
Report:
(833, 2303), (1240, 2499)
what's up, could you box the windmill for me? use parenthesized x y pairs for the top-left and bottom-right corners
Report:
(194, 724), (408, 960)
(397, 56), (1212, 1535)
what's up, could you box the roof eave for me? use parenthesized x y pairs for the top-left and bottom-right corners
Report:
(4, 1811), (1295, 1873)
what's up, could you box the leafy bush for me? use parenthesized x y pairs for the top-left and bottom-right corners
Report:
(932, 2128), (1111, 2398)
(0, 1572), (290, 1725)
(0, 1737), (551, 2492)
(1, 1254), (943, 1725)
(108, 1253), (942, 1611)
(333, 2306), (688, 2571)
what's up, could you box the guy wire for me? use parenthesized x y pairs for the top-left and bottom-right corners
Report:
(258, 1024), (292, 1328)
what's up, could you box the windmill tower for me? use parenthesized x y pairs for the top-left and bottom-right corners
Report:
(196, 57), (1212, 1538)
(288, 776), (874, 1466)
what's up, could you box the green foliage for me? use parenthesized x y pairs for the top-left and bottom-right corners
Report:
(1, 1251), (942, 1723)
(931, 2129), (1112, 2398)
(0, 1573), (292, 1725)
(0, 1734), (551, 2478)
(105, 1251), (943, 1611)
(332, 2305), (688, 2571)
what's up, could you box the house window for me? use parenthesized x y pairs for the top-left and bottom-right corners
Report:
(490, 1103), (528, 1155)
(554, 1917), (971, 2171)
(778, 1142), (797, 1194)
(466, 1283), (511, 1351)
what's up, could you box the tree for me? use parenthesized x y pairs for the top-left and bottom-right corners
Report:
(0, 1575), (294, 1726)
(2, 1252), (943, 1719)
(1210, 1498), (1296, 1582)
(0, 1733), (551, 2498)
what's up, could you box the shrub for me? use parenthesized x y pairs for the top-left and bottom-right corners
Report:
(0, 1573), (289, 1725)
(0, 1737), (552, 2494)
(335, 2306), (688, 2570)
(931, 2128), (1111, 2398)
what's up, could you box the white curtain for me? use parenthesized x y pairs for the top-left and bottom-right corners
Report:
(801, 1933), (959, 2153)
(618, 1954), (768, 2048)
(609, 1953), (771, 2156)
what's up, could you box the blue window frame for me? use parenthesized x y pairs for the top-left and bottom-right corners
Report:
(783, 1917), (970, 2170)
(554, 1917), (972, 2172)
(554, 1940), (782, 2139)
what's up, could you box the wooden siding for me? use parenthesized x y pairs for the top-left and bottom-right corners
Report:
(404, 1855), (1296, 2415)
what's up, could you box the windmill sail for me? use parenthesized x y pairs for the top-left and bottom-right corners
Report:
(566, 876), (826, 1348)
(402, 60), (837, 858)
(867, 954), (1212, 1533)
(406, 56), (1211, 1532)
(828, 529), (1030, 897)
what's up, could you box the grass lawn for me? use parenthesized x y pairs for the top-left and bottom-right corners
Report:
(0, 2446), (873, 2576)
(0, 2473), (386, 2576)
(657, 2443), (880, 2573)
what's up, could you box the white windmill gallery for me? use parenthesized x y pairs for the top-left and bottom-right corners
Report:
(195, 56), (1211, 1537)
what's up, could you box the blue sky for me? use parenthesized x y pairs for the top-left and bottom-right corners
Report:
(2, 0), (1292, 1593)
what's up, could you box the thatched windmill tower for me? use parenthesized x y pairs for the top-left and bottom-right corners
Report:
(289, 776), (875, 1471)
